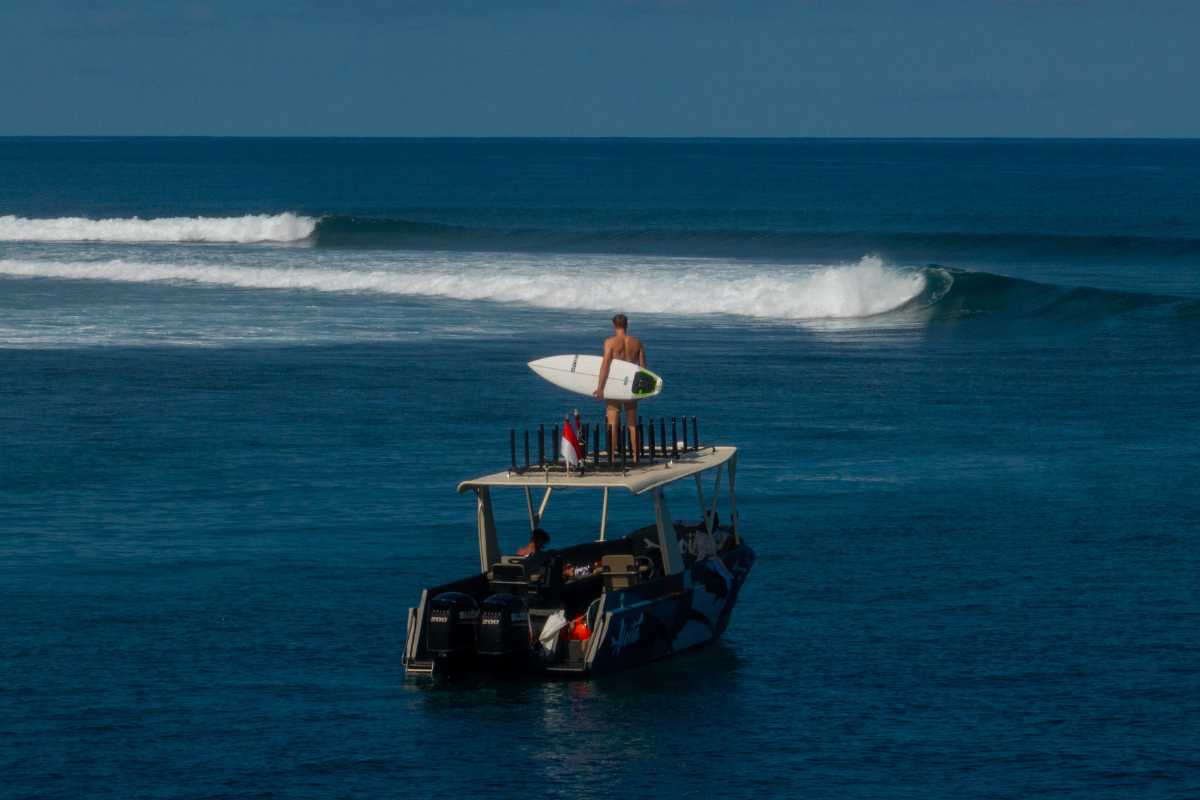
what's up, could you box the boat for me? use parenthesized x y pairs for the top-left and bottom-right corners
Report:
(403, 418), (755, 677)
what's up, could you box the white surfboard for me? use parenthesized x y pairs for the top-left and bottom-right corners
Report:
(528, 354), (663, 401)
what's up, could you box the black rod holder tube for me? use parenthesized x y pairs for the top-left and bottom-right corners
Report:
(692, 416), (699, 450)
(620, 425), (627, 469)
(552, 424), (559, 464)
(580, 423), (588, 459)
(538, 424), (545, 467)
(524, 430), (530, 470)
(594, 424), (601, 466)
(647, 417), (656, 464)
(637, 416), (644, 461)
(510, 429), (517, 471)
(660, 418), (667, 458)
(672, 417), (679, 459)
(607, 425), (614, 465)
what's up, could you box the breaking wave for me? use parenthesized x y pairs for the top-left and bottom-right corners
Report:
(3, 250), (1195, 327)
(0, 213), (316, 243)
(0, 255), (928, 320)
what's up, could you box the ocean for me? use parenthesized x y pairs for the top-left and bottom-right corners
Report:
(1, 138), (1198, 799)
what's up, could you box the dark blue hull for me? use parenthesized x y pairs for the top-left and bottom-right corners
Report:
(586, 544), (756, 675)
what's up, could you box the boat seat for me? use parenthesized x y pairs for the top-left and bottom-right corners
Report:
(489, 562), (528, 594)
(490, 552), (565, 601)
(601, 554), (638, 591)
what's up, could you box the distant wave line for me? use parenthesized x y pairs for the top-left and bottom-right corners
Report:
(0, 213), (316, 243)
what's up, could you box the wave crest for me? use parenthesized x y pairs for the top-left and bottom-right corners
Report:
(0, 213), (316, 243)
(0, 255), (926, 320)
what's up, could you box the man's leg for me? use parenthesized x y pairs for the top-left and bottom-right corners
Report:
(625, 401), (638, 463)
(605, 401), (620, 455)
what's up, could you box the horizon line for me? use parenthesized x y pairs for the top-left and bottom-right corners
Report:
(2, 135), (1199, 142)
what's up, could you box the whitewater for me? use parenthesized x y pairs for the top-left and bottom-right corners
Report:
(0, 213), (928, 321)
(0, 213), (316, 243)
(0, 254), (927, 321)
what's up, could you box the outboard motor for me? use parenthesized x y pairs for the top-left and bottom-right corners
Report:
(477, 593), (531, 658)
(426, 592), (479, 656)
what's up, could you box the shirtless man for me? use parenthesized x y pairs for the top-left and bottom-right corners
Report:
(592, 314), (646, 461)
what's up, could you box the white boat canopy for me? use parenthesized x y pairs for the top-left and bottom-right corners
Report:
(457, 445), (737, 496)
(457, 446), (740, 576)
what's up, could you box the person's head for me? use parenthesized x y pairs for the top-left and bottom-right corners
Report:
(529, 528), (550, 552)
(612, 313), (628, 332)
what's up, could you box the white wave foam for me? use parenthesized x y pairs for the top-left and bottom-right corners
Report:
(0, 213), (316, 243)
(0, 255), (926, 320)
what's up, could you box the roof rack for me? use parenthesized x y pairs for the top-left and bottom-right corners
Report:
(505, 413), (703, 476)
(457, 412), (732, 495)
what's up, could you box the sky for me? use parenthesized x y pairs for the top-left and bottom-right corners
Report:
(0, 0), (1196, 137)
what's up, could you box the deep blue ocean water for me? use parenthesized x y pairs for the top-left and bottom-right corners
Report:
(1, 138), (1198, 799)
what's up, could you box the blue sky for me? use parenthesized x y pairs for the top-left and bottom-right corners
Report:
(1, 1), (1196, 136)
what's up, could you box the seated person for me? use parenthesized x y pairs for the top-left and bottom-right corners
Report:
(517, 528), (551, 557)
(563, 558), (603, 580)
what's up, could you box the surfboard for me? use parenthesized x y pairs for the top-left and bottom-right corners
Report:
(528, 355), (663, 401)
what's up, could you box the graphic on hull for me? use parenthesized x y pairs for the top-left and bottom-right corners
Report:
(610, 612), (644, 657)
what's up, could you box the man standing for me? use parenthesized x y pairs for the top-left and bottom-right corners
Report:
(592, 314), (646, 461)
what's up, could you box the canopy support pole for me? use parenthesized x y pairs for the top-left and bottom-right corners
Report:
(598, 487), (609, 541)
(536, 486), (553, 524)
(523, 487), (537, 531)
(476, 487), (499, 573)
(728, 453), (740, 545)
(706, 466), (724, 535)
(653, 487), (684, 575)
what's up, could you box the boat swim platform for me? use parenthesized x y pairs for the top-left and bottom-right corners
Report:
(457, 445), (737, 496)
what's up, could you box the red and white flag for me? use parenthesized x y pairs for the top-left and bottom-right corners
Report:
(561, 419), (583, 467)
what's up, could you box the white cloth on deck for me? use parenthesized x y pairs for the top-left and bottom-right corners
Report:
(538, 611), (569, 653)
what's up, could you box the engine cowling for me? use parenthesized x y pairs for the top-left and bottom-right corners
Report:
(426, 592), (479, 656)
(477, 593), (531, 657)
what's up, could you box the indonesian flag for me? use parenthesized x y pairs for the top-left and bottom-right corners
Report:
(561, 419), (583, 467)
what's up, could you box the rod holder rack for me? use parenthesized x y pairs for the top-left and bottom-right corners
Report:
(507, 414), (706, 475)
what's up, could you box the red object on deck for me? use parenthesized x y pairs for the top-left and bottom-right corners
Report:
(567, 616), (591, 640)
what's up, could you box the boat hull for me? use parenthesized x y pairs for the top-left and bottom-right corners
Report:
(586, 543), (755, 675)
(404, 543), (755, 679)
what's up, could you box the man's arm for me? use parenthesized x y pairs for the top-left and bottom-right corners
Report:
(593, 340), (614, 398)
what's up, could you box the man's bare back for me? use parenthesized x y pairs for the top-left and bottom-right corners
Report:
(604, 331), (645, 367)
(593, 314), (646, 461)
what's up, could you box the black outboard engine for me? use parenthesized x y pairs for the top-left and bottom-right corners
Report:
(477, 593), (531, 658)
(426, 592), (479, 657)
